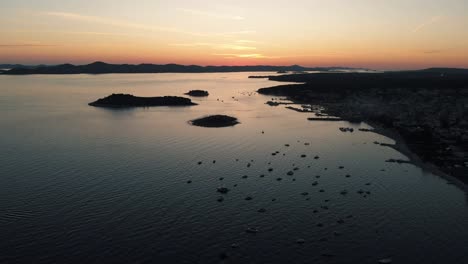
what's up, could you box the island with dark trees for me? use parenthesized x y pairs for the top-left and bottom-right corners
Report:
(190, 115), (239, 127)
(185, 90), (209, 97)
(258, 68), (468, 183)
(89, 94), (197, 108)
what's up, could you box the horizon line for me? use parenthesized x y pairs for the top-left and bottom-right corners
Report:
(3, 61), (467, 71)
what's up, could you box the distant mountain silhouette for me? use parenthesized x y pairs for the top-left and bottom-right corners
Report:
(1, 61), (365, 75)
(0, 64), (46, 70)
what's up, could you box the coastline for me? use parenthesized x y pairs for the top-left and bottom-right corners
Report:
(257, 71), (468, 187)
(367, 121), (468, 191)
(324, 101), (468, 188)
(283, 99), (468, 190)
(266, 93), (468, 189)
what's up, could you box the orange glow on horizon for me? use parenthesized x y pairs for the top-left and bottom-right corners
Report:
(1, 1), (468, 70)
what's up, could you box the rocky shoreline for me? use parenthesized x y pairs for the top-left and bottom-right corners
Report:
(258, 70), (468, 184)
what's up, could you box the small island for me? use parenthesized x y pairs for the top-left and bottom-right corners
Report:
(248, 75), (270, 79)
(190, 115), (239, 127)
(185, 90), (209, 97)
(89, 93), (197, 107)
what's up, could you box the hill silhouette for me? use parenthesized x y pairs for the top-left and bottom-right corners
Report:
(2, 61), (363, 75)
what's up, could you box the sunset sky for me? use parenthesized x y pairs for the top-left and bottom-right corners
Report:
(1, 0), (467, 69)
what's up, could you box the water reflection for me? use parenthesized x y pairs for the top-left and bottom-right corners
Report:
(0, 73), (467, 263)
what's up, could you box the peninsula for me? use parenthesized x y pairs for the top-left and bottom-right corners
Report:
(258, 68), (468, 183)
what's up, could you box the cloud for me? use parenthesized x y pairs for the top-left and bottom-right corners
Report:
(177, 8), (245, 20)
(42, 11), (254, 38)
(44, 11), (204, 36)
(0, 43), (57, 48)
(215, 44), (256, 50)
(170, 42), (213, 47)
(224, 30), (256, 35)
(171, 43), (256, 50)
(213, 30), (257, 38)
(413, 15), (443, 33)
(66, 31), (135, 37)
(213, 53), (281, 59)
(422, 49), (443, 54)
(8, 29), (179, 39)
(235, 40), (259, 44)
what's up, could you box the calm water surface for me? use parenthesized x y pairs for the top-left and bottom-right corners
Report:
(1, 73), (467, 263)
